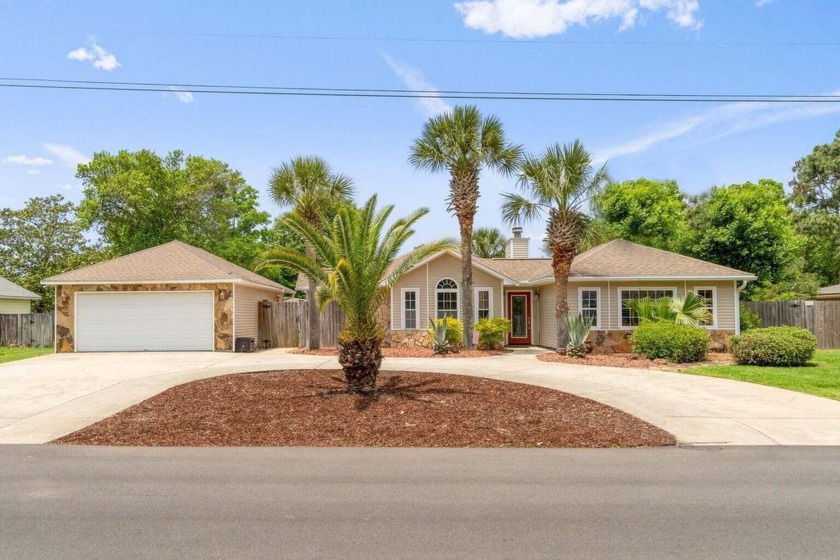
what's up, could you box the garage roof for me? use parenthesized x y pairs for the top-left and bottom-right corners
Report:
(42, 240), (294, 293)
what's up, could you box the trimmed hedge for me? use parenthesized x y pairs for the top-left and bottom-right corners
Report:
(730, 326), (816, 367)
(630, 322), (709, 363)
(475, 317), (511, 350)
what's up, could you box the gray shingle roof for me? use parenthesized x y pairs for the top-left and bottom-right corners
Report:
(0, 277), (40, 300)
(819, 284), (840, 296)
(42, 240), (294, 293)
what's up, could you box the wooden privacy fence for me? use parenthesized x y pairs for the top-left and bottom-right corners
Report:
(0, 313), (54, 348)
(258, 299), (345, 348)
(745, 301), (840, 349)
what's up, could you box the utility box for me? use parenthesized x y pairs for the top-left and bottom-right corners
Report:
(235, 337), (256, 353)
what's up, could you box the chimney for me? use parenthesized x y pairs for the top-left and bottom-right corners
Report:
(505, 227), (530, 259)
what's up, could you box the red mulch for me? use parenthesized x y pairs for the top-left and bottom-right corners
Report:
(53, 370), (675, 448)
(290, 347), (511, 358)
(537, 352), (736, 368)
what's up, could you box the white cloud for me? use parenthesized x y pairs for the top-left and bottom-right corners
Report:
(755, 0), (774, 6)
(454, 0), (702, 38)
(593, 90), (840, 162)
(382, 54), (452, 117)
(168, 87), (195, 104)
(42, 143), (90, 167)
(27, 169), (42, 175)
(67, 38), (120, 71)
(2, 155), (53, 166)
(59, 184), (74, 192)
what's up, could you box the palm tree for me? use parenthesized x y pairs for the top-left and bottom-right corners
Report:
(259, 196), (455, 394)
(269, 156), (354, 349)
(626, 292), (712, 326)
(410, 106), (522, 348)
(472, 227), (508, 259)
(501, 141), (610, 350)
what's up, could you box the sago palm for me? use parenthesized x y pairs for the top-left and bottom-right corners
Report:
(410, 105), (522, 348)
(269, 156), (354, 349)
(626, 292), (712, 326)
(472, 227), (508, 259)
(501, 141), (610, 350)
(259, 196), (455, 395)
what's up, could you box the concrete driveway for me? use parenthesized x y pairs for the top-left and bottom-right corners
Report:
(2, 349), (840, 445)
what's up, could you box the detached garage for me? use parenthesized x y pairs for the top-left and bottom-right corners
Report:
(42, 241), (294, 353)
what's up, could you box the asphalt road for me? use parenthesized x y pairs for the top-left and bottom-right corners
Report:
(2, 446), (840, 559)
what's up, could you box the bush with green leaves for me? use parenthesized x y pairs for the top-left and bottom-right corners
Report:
(739, 303), (761, 331)
(475, 317), (511, 350)
(428, 317), (463, 351)
(730, 326), (816, 366)
(630, 322), (709, 363)
(565, 314), (594, 358)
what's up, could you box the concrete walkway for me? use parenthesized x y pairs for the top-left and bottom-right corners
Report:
(1, 348), (840, 445)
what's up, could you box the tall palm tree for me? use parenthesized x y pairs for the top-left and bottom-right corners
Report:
(472, 227), (508, 259)
(260, 196), (455, 394)
(269, 156), (354, 349)
(410, 106), (522, 348)
(501, 141), (610, 350)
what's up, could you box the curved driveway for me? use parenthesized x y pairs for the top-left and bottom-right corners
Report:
(1, 348), (839, 445)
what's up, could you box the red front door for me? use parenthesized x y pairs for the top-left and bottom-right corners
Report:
(506, 292), (532, 345)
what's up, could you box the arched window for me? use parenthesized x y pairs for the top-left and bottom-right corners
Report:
(435, 278), (459, 320)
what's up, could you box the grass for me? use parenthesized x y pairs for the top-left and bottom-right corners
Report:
(680, 350), (840, 401)
(0, 346), (52, 365)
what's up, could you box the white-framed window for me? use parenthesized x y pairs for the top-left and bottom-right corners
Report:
(474, 288), (493, 322)
(402, 288), (419, 330)
(620, 288), (676, 328)
(435, 278), (459, 320)
(578, 287), (600, 328)
(693, 287), (717, 328)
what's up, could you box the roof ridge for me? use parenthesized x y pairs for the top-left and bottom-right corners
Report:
(613, 238), (753, 275)
(572, 238), (622, 265)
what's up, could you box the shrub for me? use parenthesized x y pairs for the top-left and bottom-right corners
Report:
(730, 326), (816, 366)
(739, 303), (761, 331)
(565, 314), (594, 358)
(428, 317), (463, 350)
(631, 322), (709, 363)
(475, 317), (511, 350)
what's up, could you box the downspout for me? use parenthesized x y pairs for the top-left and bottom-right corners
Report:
(735, 280), (749, 335)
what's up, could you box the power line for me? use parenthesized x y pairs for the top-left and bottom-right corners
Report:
(86, 29), (840, 47)
(1, 78), (838, 103)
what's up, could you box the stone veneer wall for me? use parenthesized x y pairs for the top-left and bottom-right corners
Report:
(55, 283), (234, 352)
(587, 329), (734, 354)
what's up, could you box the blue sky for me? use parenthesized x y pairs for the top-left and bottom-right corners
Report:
(1, 0), (839, 250)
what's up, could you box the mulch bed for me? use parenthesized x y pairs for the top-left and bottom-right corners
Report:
(537, 352), (736, 369)
(290, 347), (511, 358)
(53, 370), (675, 448)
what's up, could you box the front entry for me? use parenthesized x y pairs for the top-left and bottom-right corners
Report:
(506, 291), (532, 345)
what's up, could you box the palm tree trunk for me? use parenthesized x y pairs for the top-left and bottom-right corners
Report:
(338, 336), (383, 394)
(451, 168), (479, 349)
(553, 259), (572, 351)
(305, 243), (320, 350)
(547, 210), (583, 352)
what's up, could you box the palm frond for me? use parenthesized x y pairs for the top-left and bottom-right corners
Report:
(500, 192), (546, 226)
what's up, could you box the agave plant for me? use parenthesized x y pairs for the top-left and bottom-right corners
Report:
(565, 314), (594, 358)
(626, 292), (712, 326)
(429, 318), (451, 355)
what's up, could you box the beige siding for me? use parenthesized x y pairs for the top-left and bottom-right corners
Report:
(390, 253), (503, 330)
(234, 285), (281, 340)
(0, 299), (32, 313)
(536, 285), (556, 347)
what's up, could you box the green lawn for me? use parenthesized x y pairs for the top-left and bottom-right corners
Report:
(0, 346), (52, 365)
(681, 350), (840, 401)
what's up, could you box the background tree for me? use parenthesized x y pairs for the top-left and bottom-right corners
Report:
(593, 178), (689, 252)
(501, 141), (609, 350)
(687, 179), (800, 291)
(0, 195), (103, 311)
(269, 156), (355, 349)
(76, 149), (269, 270)
(790, 130), (840, 284)
(410, 105), (522, 348)
(472, 227), (507, 258)
(259, 196), (455, 394)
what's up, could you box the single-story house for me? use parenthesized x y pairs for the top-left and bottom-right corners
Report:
(382, 231), (756, 353)
(816, 284), (840, 301)
(41, 241), (294, 352)
(0, 277), (40, 313)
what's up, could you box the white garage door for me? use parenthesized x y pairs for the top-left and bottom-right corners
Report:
(76, 291), (215, 352)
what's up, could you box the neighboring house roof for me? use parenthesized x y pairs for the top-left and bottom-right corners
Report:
(42, 240), (294, 293)
(818, 284), (840, 297)
(0, 277), (40, 300)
